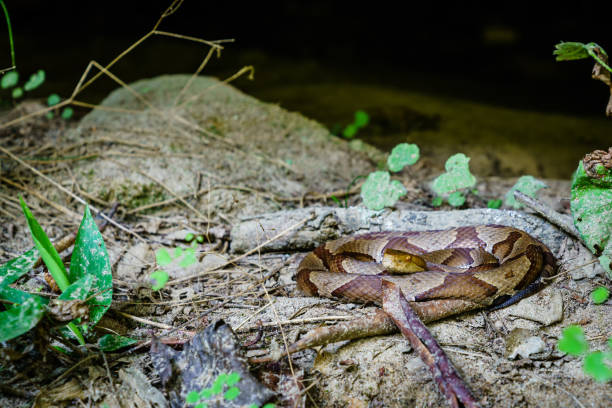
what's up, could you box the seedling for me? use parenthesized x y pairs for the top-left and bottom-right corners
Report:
(342, 110), (370, 139)
(431, 153), (476, 207)
(151, 244), (198, 290)
(557, 325), (612, 382)
(504, 175), (547, 209)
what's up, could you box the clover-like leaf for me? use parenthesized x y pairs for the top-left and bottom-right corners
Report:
(354, 110), (370, 128)
(47, 93), (61, 106)
(156, 248), (173, 266)
(387, 143), (420, 172)
(12, 87), (23, 98)
(447, 191), (465, 207)
(61, 107), (74, 120)
(558, 325), (589, 356)
(1, 70), (19, 89)
(432, 153), (476, 196)
(504, 175), (547, 209)
(583, 351), (612, 382)
(24, 69), (45, 91)
(487, 199), (502, 209)
(224, 386), (240, 400)
(591, 286), (609, 304)
(186, 390), (201, 404)
(150, 270), (169, 291)
(361, 171), (407, 210)
(342, 123), (358, 139)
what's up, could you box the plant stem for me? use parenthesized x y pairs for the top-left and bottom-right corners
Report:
(0, 0), (16, 68)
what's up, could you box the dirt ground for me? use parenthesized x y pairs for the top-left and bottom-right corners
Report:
(0, 75), (610, 407)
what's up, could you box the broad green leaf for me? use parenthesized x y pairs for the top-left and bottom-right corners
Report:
(504, 175), (547, 209)
(360, 171), (407, 210)
(61, 107), (73, 120)
(432, 153), (476, 196)
(387, 143), (420, 172)
(186, 390), (200, 404)
(342, 123), (358, 139)
(59, 274), (93, 302)
(224, 386), (240, 400)
(11, 87), (23, 98)
(0, 296), (47, 342)
(0, 247), (39, 288)
(20, 197), (70, 291)
(447, 191), (465, 207)
(354, 110), (370, 128)
(1, 70), (18, 89)
(583, 351), (612, 382)
(47, 93), (61, 106)
(24, 69), (45, 91)
(591, 286), (609, 304)
(571, 161), (612, 278)
(487, 199), (503, 209)
(69, 206), (112, 326)
(558, 325), (589, 356)
(0, 285), (42, 305)
(150, 270), (169, 291)
(98, 334), (138, 351)
(553, 42), (590, 61)
(155, 248), (172, 266)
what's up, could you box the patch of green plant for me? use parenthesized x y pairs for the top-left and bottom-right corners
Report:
(431, 153), (476, 207)
(151, 243), (198, 290)
(554, 42), (611, 73)
(591, 286), (609, 304)
(504, 175), (547, 209)
(186, 372), (275, 408)
(487, 199), (503, 209)
(557, 325), (612, 382)
(360, 143), (420, 210)
(570, 160), (612, 278)
(342, 110), (370, 139)
(0, 200), (112, 343)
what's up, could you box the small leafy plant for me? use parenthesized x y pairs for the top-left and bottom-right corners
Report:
(186, 371), (275, 408)
(554, 42), (611, 73)
(557, 325), (612, 382)
(431, 153), (476, 207)
(0, 199), (112, 344)
(504, 175), (547, 209)
(360, 143), (419, 210)
(342, 110), (370, 139)
(150, 238), (199, 290)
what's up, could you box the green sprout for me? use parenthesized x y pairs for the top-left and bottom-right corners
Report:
(557, 325), (612, 382)
(387, 143), (420, 172)
(431, 153), (476, 207)
(554, 42), (611, 73)
(342, 110), (370, 139)
(186, 372), (275, 408)
(360, 171), (407, 211)
(504, 175), (547, 209)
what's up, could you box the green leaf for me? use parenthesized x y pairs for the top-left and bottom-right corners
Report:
(504, 175), (547, 209)
(431, 196), (443, 207)
(23, 69), (45, 91)
(11, 87), (23, 98)
(431, 153), (476, 196)
(487, 199), (503, 209)
(59, 274), (93, 302)
(98, 334), (138, 351)
(47, 93), (61, 106)
(194, 403), (207, 408)
(558, 325), (589, 356)
(0, 285), (43, 305)
(447, 191), (465, 207)
(387, 143), (420, 172)
(553, 42), (590, 61)
(226, 372), (241, 386)
(1, 70), (18, 89)
(61, 107), (73, 120)
(262, 404), (276, 408)
(583, 351), (612, 382)
(20, 197), (70, 291)
(224, 386), (240, 400)
(591, 286), (609, 304)
(570, 161), (612, 278)
(342, 123), (358, 139)
(360, 171), (407, 210)
(196, 235), (204, 243)
(185, 232), (195, 242)
(0, 247), (39, 289)
(211, 373), (227, 394)
(330, 195), (342, 206)
(199, 388), (213, 399)
(179, 247), (196, 268)
(150, 270), (169, 291)
(354, 110), (370, 128)
(0, 296), (47, 342)
(155, 248), (172, 266)
(70, 206), (112, 326)
(186, 390), (201, 404)
(45, 111), (54, 119)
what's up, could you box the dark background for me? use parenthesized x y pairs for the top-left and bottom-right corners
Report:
(3, 1), (611, 116)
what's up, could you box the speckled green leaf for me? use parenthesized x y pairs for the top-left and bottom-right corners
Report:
(571, 161), (612, 278)
(98, 334), (137, 351)
(69, 206), (112, 326)
(360, 171), (407, 210)
(0, 247), (39, 289)
(387, 143), (420, 172)
(504, 175), (547, 209)
(432, 153), (476, 196)
(59, 274), (93, 302)
(0, 296), (47, 342)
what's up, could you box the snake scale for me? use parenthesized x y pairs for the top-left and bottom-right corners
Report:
(297, 224), (556, 323)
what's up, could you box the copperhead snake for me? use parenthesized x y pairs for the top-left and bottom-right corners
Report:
(296, 224), (556, 321)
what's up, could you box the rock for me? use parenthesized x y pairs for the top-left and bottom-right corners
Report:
(505, 328), (547, 359)
(507, 287), (563, 326)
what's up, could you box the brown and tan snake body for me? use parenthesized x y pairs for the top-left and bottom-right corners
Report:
(297, 225), (556, 322)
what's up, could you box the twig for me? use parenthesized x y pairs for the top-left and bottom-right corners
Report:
(116, 311), (173, 330)
(513, 190), (580, 240)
